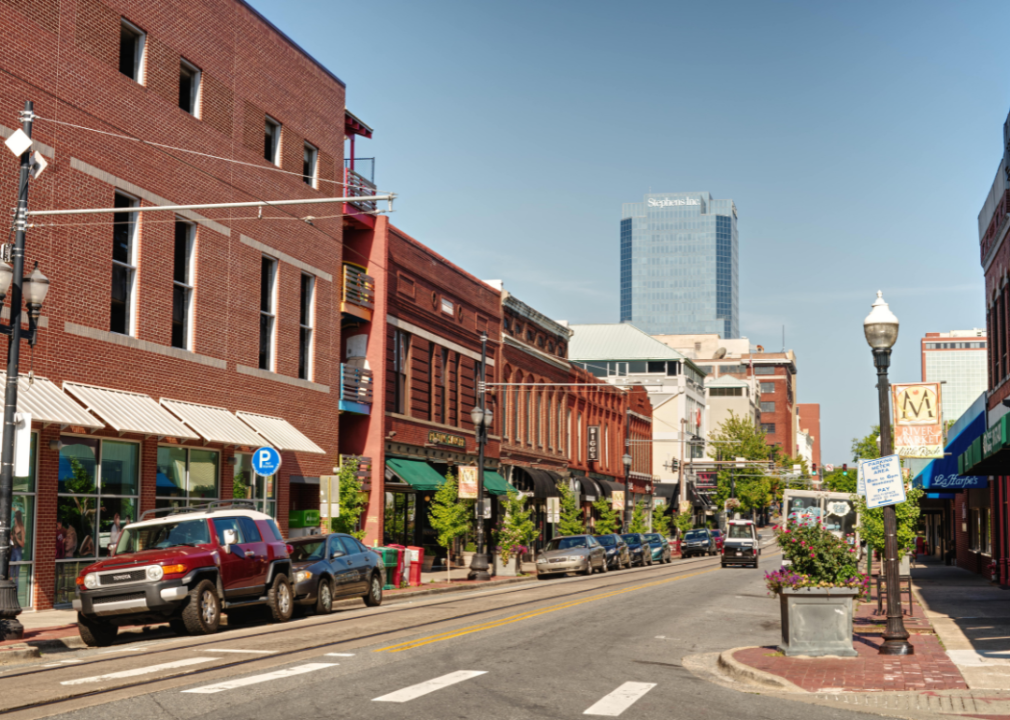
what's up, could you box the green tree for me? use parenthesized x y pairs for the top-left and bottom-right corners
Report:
(592, 497), (620, 535)
(493, 491), (538, 571)
(330, 457), (368, 540)
(652, 509), (671, 537)
(709, 411), (772, 516)
(629, 500), (649, 533)
(557, 482), (585, 536)
(852, 426), (883, 461)
(823, 468), (858, 494)
(428, 472), (472, 581)
(854, 485), (924, 555)
(673, 511), (694, 536)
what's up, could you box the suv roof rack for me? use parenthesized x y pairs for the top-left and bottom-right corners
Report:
(138, 499), (259, 522)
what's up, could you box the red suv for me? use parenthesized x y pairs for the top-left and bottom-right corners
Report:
(73, 502), (294, 647)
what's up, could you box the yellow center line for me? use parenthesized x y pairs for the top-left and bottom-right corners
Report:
(375, 566), (720, 653)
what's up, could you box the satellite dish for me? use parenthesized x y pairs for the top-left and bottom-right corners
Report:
(713, 347), (727, 359)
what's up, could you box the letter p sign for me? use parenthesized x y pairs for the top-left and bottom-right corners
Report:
(252, 446), (282, 476)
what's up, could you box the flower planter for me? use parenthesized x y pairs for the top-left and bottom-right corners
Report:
(496, 554), (518, 577)
(779, 587), (858, 657)
(899, 553), (911, 576)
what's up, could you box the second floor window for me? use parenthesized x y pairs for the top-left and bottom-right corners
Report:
(259, 256), (277, 370)
(119, 19), (145, 82)
(760, 382), (775, 394)
(302, 143), (317, 187)
(392, 330), (409, 414)
(298, 274), (314, 380)
(111, 193), (138, 335)
(761, 423), (776, 434)
(761, 401), (776, 413)
(264, 117), (281, 165)
(171, 220), (194, 349)
(179, 59), (201, 116)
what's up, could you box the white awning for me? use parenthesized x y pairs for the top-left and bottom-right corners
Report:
(0, 374), (103, 429)
(236, 411), (325, 454)
(160, 399), (265, 447)
(64, 382), (199, 439)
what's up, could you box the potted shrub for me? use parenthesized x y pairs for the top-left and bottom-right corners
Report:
(494, 491), (538, 576)
(766, 520), (868, 657)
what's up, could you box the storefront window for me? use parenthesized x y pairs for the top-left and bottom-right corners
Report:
(384, 491), (416, 546)
(233, 453), (275, 517)
(156, 446), (220, 509)
(56, 437), (140, 605)
(12, 433), (36, 608)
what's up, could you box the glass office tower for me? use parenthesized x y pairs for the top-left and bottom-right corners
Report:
(620, 192), (739, 338)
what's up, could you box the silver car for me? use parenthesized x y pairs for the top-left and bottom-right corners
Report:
(536, 535), (608, 579)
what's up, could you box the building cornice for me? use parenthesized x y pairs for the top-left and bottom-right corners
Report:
(502, 292), (573, 339)
(502, 334), (571, 371)
(983, 213), (1010, 275)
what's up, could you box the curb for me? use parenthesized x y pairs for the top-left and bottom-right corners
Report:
(0, 644), (41, 664)
(717, 648), (807, 693)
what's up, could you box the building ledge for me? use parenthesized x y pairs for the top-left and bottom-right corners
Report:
(236, 364), (330, 393)
(64, 323), (226, 369)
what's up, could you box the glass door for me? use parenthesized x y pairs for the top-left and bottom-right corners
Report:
(233, 453), (276, 517)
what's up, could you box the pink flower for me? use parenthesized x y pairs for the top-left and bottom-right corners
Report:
(809, 553), (815, 558)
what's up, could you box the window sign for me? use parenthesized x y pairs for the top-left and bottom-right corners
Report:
(587, 425), (600, 462)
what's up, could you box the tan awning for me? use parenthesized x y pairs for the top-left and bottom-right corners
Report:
(160, 399), (265, 447)
(0, 374), (103, 429)
(63, 382), (199, 439)
(236, 411), (325, 454)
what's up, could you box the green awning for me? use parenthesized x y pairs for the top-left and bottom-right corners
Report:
(483, 469), (518, 496)
(386, 458), (445, 492)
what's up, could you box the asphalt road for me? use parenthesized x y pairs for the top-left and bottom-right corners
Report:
(2, 544), (887, 720)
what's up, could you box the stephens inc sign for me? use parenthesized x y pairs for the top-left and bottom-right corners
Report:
(647, 197), (700, 208)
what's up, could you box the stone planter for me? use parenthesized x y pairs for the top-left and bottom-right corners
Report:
(495, 553), (518, 577)
(779, 587), (859, 657)
(899, 553), (911, 576)
(461, 551), (476, 569)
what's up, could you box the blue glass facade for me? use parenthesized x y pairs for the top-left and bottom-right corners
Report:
(620, 192), (739, 338)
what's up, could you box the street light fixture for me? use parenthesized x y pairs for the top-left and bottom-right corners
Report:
(622, 452), (633, 531)
(863, 290), (912, 656)
(468, 333), (493, 582)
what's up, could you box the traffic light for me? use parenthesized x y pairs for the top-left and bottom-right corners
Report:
(842, 463), (848, 476)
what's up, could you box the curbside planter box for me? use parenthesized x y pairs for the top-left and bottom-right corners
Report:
(495, 554), (518, 577)
(779, 586), (859, 657)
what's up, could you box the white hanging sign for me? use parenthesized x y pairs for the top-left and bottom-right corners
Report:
(862, 455), (905, 509)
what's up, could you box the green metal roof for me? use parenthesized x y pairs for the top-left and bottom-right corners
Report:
(568, 323), (688, 362)
(386, 458), (445, 492)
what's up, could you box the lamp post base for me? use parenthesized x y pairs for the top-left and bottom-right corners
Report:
(0, 579), (23, 640)
(879, 634), (914, 655)
(467, 553), (491, 582)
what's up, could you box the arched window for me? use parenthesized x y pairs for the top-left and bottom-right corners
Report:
(525, 384), (532, 445)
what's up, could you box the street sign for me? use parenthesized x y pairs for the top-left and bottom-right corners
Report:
(458, 466), (478, 499)
(825, 463), (834, 473)
(613, 490), (625, 511)
(546, 497), (560, 523)
(862, 455), (905, 509)
(252, 446), (282, 475)
(857, 460), (866, 496)
(319, 475), (339, 519)
(892, 382), (943, 458)
(587, 426), (600, 462)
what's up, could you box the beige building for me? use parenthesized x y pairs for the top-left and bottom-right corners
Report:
(704, 375), (760, 459)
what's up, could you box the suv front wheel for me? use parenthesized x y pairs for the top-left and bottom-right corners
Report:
(182, 579), (221, 635)
(267, 573), (294, 622)
(78, 613), (117, 647)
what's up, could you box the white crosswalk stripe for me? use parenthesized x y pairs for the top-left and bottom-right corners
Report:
(61, 657), (215, 686)
(182, 663), (337, 694)
(372, 671), (487, 703)
(584, 682), (657, 716)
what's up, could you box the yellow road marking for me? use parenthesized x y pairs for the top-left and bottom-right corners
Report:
(375, 566), (719, 653)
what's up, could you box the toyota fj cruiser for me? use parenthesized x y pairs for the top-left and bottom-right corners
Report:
(73, 501), (294, 646)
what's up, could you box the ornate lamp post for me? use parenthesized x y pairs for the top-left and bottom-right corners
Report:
(622, 453), (633, 531)
(863, 290), (913, 656)
(468, 333), (493, 581)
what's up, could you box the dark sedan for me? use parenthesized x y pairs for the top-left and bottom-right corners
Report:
(620, 533), (653, 567)
(289, 533), (385, 613)
(681, 528), (716, 557)
(644, 533), (672, 564)
(594, 534), (632, 569)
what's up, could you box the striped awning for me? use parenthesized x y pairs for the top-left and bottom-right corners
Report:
(63, 382), (198, 439)
(0, 374), (103, 429)
(160, 399), (265, 447)
(236, 411), (325, 454)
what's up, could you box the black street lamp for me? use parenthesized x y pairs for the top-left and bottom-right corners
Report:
(0, 102), (50, 640)
(468, 333), (492, 582)
(864, 290), (912, 656)
(622, 453), (633, 531)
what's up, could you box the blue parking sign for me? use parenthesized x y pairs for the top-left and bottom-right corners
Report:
(252, 446), (282, 475)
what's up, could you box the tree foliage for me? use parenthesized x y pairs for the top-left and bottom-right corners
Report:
(854, 484), (924, 554)
(330, 457), (368, 540)
(592, 497), (620, 536)
(823, 468), (858, 494)
(557, 482), (585, 536)
(652, 509), (671, 537)
(428, 472), (472, 558)
(673, 511), (694, 536)
(493, 491), (538, 566)
(851, 426), (882, 461)
(629, 500), (649, 533)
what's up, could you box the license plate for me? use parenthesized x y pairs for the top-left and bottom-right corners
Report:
(736, 551), (742, 556)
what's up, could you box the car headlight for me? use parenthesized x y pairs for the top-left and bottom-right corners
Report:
(295, 570), (312, 583)
(146, 565), (164, 581)
(83, 573), (98, 590)
(569, 556), (583, 562)
(606, 549), (616, 555)
(537, 558), (547, 564)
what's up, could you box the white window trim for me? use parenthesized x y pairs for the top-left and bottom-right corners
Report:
(302, 142), (318, 189)
(299, 274), (315, 381)
(113, 191), (139, 337)
(179, 58), (202, 118)
(120, 18), (147, 85)
(265, 116), (281, 167)
(174, 218), (195, 351)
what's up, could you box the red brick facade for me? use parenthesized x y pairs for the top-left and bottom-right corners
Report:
(797, 403), (821, 472)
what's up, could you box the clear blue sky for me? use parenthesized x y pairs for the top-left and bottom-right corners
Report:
(252, 0), (1007, 463)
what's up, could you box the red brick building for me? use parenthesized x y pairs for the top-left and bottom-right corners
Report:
(797, 403), (821, 473)
(1, 0), (352, 609)
(723, 352), (798, 458)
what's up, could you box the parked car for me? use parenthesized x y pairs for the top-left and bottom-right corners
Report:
(594, 534), (631, 569)
(680, 528), (716, 557)
(620, 533), (653, 567)
(536, 535), (607, 579)
(721, 520), (761, 568)
(710, 529), (725, 553)
(289, 533), (385, 613)
(644, 533), (672, 564)
(73, 502), (294, 647)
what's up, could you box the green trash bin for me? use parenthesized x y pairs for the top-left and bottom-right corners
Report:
(375, 547), (400, 590)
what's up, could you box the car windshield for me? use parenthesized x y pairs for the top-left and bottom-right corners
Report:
(116, 519), (210, 554)
(289, 540), (326, 562)
(546, 537), (588, 551)
(728, 525), (754, 539)
(645, 534), (662, 542)
(595, 535), (616, 547)
(685, 530), (708, 540)
(711, 530), (723, 537)
(620, 534), (639, 543)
